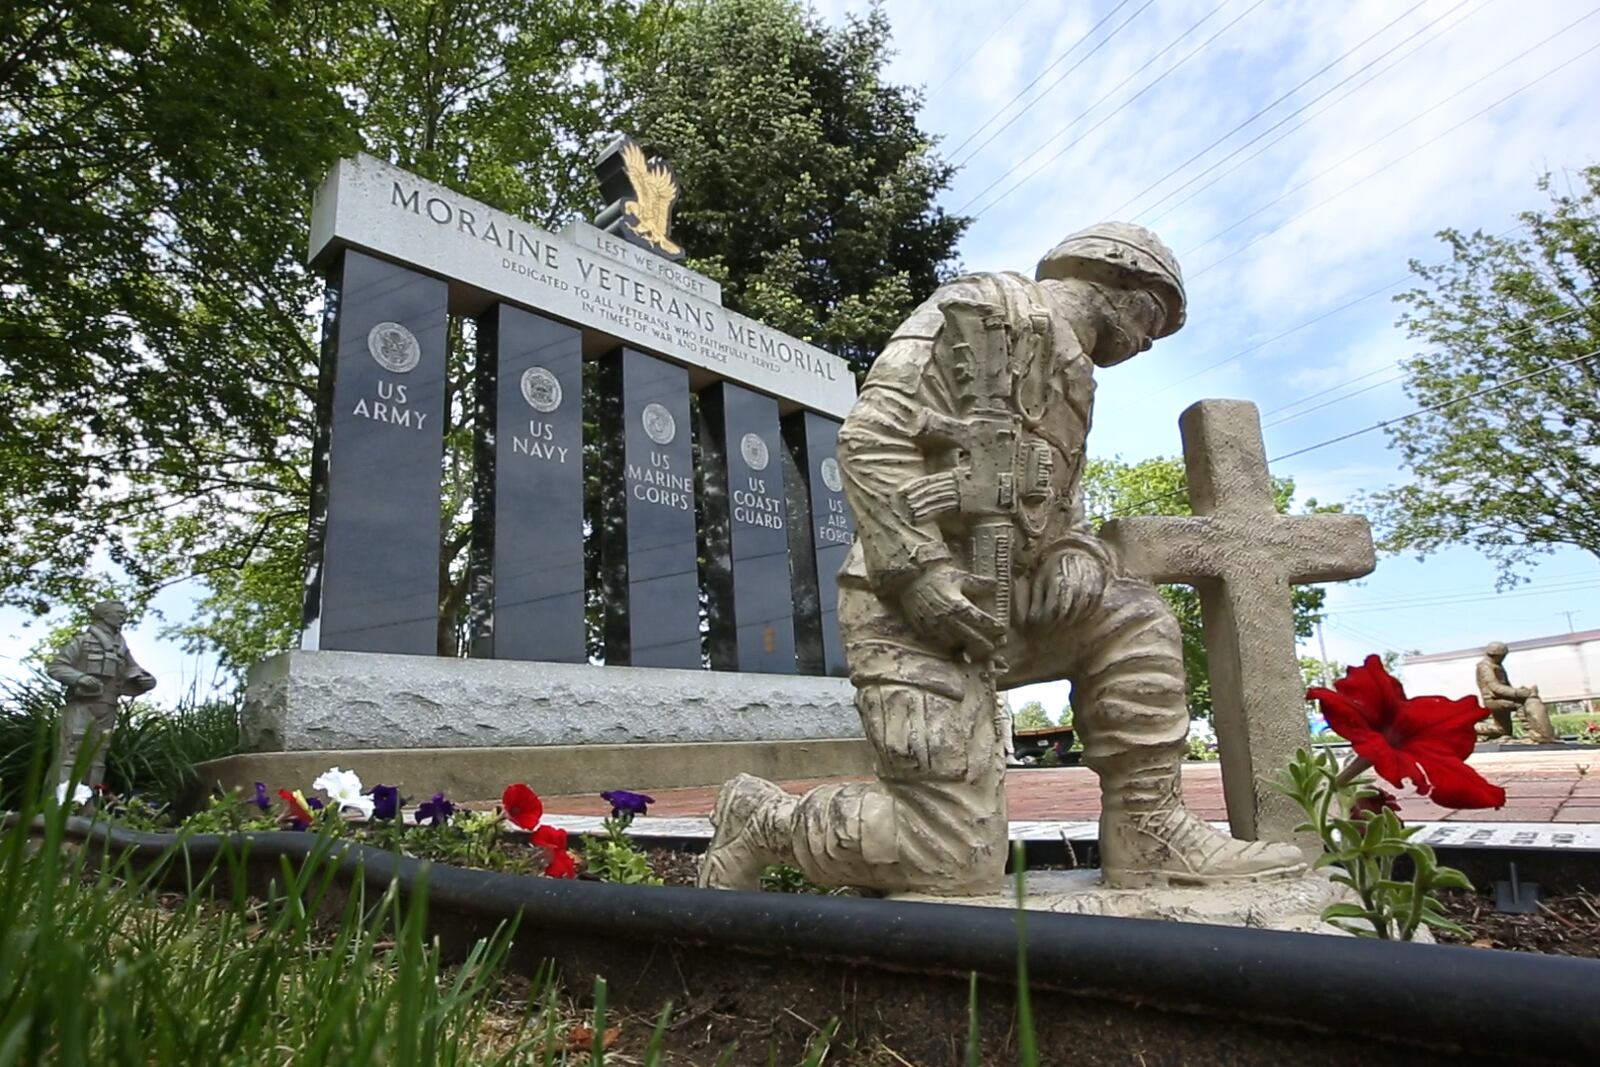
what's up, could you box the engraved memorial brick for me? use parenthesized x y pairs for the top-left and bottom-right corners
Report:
(700, 382), (797, 674)
(595, 347), (700, 668)
(469, 305), (585, 661)
(302, 249), (447, 654)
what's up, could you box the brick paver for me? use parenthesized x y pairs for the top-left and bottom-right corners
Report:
(542, 749), (1600, 824)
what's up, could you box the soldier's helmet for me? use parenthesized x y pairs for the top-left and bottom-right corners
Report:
(1485, 641), (1510, 658)
(1035, 222), (1187, 338)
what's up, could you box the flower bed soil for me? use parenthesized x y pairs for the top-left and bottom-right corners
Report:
(1434, 887), (1600, 957)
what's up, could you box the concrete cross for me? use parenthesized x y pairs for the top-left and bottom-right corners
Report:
(1099, 399), (1376, 844)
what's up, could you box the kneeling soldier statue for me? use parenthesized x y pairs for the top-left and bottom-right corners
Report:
(699, 223), (1306, 894)
(47, 599), (157, 793)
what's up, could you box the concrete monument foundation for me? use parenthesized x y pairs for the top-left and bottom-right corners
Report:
(200, 650), (871, 800)
(242, 650), (861, 751)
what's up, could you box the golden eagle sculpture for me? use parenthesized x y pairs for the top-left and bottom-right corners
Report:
(619, 140), (683, 257)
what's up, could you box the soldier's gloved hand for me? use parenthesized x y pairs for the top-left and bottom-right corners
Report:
(899, 563), (1006, 658)
(75, 677), (104, 698)
(1026, 550), (1108, 628)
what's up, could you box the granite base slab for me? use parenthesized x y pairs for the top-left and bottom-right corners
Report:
(196, 738), (874, 802)
(243, 650), (861, 751)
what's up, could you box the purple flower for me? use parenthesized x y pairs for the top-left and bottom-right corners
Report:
(600, 789), (655, 818)
(307, 797), (325, 812)
(366, 783), (402, 821)
(414, 792), (455, 826)
(253, 782), (271, 812)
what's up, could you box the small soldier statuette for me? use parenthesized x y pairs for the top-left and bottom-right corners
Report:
(46, 599), (157, 793)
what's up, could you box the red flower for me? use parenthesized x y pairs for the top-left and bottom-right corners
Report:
(501, 783), (544, 830)
(530, 825), (568, 851)
(278, 788), (313, 825)
(1350, 787), (1402, 824)
(1308, 656), (1505, 810)
(544, 847), (578, 879)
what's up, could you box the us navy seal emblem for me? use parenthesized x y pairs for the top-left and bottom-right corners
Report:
(520, 367), (561, 413)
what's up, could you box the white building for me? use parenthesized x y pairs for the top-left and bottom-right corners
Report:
(1399, 629), (1600, 709)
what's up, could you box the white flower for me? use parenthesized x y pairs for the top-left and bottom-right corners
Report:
(55, 781), (93, 807)
(312, 766), (375, 818)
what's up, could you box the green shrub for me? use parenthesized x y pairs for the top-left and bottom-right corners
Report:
(0, 672), (243, 811)
(1549, 712), (1600, 741)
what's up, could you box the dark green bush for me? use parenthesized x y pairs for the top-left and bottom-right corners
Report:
(0, 672), (243, 810)
(1550, 712), (1600, 741)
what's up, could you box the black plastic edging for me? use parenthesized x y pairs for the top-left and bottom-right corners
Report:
(34, 819), (1600, 1060)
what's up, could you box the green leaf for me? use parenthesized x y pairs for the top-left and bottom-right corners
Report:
(1430, 867), (1474, 892)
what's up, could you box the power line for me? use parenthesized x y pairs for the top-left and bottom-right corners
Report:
(1099, 275), (1408, 415)
(1263, 362), (1408, 418)
(1327, 571), (1600, 611)
(1267, 344), (1600, 465)
(1141, 0), (1498, 227)
(1101, 344), (1600, 518)
(1329, 581), (1600, 616)
(1261, 302), (1590, 429)
(1186, 34), (1600, 278)
(951, 0), (1219, 173)
(924, 0), (1032, 102)
(947, 0), (1164, 170)
(1105, 0), (1438, 220)
(964, 0), (1269, 219)
(1325, 617), (1406, 652)
(942, 0), (1140, 163)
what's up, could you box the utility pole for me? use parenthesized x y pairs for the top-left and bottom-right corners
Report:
(1559, 610), (1580, 633)
(1315, 618), (1332, 688)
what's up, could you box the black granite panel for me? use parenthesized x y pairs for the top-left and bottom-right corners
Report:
(469, 305), (586, 661)
(783, 412), (855, 676)
(595, 348), (701, 668)
(303, 250), (447, 654)
(699, 383), (797, 674)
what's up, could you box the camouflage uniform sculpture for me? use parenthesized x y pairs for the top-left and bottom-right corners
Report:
(1475, 641), (1557, 744)
(700, 223), (1305, 894)
(47, 600), (156, 791)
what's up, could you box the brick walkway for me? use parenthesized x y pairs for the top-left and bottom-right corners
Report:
(542, 749), (1600, 824)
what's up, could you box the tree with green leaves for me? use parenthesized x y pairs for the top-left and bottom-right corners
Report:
(4, 0), (965, 672)
(2, 0), (660, 667)
(1011, 700), (1053, 732)
(618, 0), (968, 374)
(1082, 455), (1333, 719)
(1368, 166), (1600, 583)
(0, 1), (357, 649)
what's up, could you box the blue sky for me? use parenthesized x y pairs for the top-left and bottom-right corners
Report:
(805, 0), (1600, 712)
(4, 0), (1599, 709)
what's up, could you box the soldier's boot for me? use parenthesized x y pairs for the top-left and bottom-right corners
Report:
(698, 774), (799, 890)
(1095, 752), (1306, 889)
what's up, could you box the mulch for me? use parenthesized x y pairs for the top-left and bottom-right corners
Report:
(1434, 887), (1600, 957)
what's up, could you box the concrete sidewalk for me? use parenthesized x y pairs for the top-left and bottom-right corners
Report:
(543, 748), (1600, 824)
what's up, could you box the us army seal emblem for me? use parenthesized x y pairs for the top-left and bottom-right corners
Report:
(366, 321), (421, 373)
